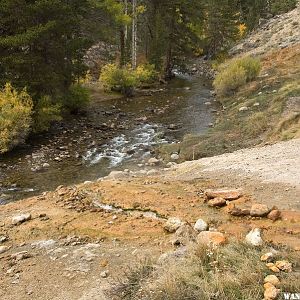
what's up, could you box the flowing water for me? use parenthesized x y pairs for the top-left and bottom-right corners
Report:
(0, 74), (215, 203)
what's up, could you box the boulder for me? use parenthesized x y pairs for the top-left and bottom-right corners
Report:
(245, 228), (263, 246)
(164, 217), (184, 233)
(12, 213), (31, 225)
(250, 204), (270, 217)
(229, 206), (250, 216)
(267, 210), (281, 221)
(205, 189), (242, 201)
(275, 260), (292, 273)
(208, 197), (226, 207)
(266, 263), (280, 273)
(196, 231), (226, 246)
(264, 275), (280, 287)
(194, 219), (208, 232)
(264, 282), (280, 300)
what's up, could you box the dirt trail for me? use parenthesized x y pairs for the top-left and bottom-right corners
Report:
(167, 138), (300, 210)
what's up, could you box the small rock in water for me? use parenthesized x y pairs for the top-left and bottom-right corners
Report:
(194, 219), (208, 232)
(12, 213), (31, 225)
(164, 217), (184, 233)
(245, 228), (263, 246)
(0, 245), (9, 254)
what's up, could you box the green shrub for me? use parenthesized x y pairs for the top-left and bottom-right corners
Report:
(100, 63), (158, 96)
(214, 56), (261, 97)
(33, 96), (62, 133)
(63, 84), (90, 114)
(0, 83), (33, 153)
(271, 0), (297, 15)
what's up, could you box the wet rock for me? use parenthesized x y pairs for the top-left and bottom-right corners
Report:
(267, 210), (281, 221)
(0, 245), (9, 254)
(196, 231), (226, 246)
(194, 219), (208, 232)
(264, 282), (280, 300)
(12, 213), (31, 225)
(261, 252), (274, 262)
(164, 217), (184, 233)
(148, 158), (160, 165)
(208, 197), (226, 207)
(205, 188), (242, 201)
(264, 275), (280, 287)
(250, 204), (270, 217)
(171, 224), (197, 246)
(245, 228), (263, 246)
(275, 260), (292, 273)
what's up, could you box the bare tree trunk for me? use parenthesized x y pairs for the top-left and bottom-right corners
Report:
(131, 0), (137, 69)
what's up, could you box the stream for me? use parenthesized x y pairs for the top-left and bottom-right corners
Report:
(0, 74), (215, 203)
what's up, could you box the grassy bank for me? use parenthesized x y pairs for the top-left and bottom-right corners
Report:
(160, 44), (300, 161)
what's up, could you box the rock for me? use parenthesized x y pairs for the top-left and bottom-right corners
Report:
(147, 169), (158, 176)
(275, 260), (292, 273)
(263, 282), (280, 300)
(148, 158), (160, 165)
(12, 213), (31, 225)
(158, 247), (188, 264)
(229, 206), (250, 216)
(196, 231), (226, 246)
(264, 275), (280, 287)
(205, 189), (242, 201)
(194, 219), (208, 232)
(164, 217), (184, 233)
(11, 251), (31, 261)
(31, 240), (56, 249)
(171, 224), (197, 246)
(100, 271), (109, 278)
(250, 204), (270, 217)
(42, 163), (50, 168)
(0, 236), (8, 244)
(208, 197), (226, 207)
(253, 102), (260, 107)
(170, 153), (179, 161)
(267, 210), (281, 221)
(245, 228), (263, 246)
(239, 106), (249, 112)
(0, 245), (9, 254)
(107, 171), (127, 180)
(266, 263), (280, 273)
(261, 252), (274, 262)
(204, 101), (212, 106)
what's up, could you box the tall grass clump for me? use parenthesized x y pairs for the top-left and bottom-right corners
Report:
(214, 56), (261, 97)
(0, 83), (33, 153)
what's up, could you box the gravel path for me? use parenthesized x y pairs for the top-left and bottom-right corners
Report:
(167, 139), (300, 209)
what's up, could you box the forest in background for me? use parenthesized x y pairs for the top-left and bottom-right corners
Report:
(0, 0), (298, 153)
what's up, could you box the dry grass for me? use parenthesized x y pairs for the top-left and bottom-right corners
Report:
(107, 242), (300, 300)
